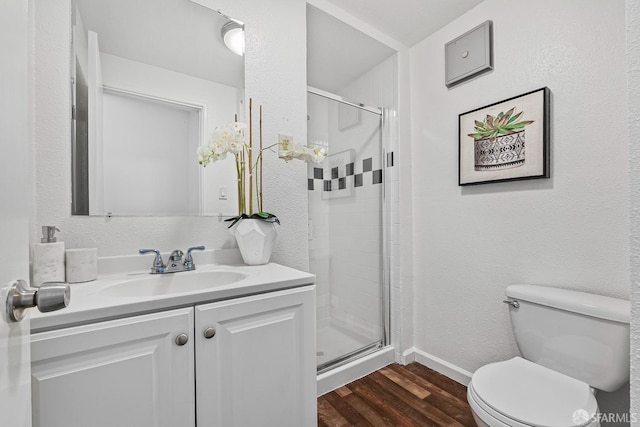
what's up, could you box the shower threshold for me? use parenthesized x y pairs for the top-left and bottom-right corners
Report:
(317, 341), (382, 374)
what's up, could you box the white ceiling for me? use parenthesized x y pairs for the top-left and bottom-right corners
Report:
(322, 0), (485, 47)
(75, 0), (484, 94)
(74, 0), (243, 88)
(307, 0), (485, 94)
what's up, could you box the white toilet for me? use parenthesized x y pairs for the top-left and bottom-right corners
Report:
(467, 284), (630, 427)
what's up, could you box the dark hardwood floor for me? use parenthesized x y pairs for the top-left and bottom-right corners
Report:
(318, 362), (476, 427)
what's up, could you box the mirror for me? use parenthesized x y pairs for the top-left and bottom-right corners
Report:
(71, 0), (244, 216)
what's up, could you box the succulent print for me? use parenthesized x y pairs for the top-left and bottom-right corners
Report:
(468, 107), (533, 141)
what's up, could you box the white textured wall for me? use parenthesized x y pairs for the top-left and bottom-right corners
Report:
(32, 0), (309, 271)
(411, 0), (629, 389)
(627, 0), (640, 421)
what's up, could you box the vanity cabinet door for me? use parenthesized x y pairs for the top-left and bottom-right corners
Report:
(31, 308), (195, 427)
(196, 285), (316, 427)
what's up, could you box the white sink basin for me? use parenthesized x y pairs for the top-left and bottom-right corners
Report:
(99, 270), (248, 297)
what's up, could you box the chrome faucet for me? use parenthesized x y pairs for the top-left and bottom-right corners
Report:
(139, 246), (205, 274)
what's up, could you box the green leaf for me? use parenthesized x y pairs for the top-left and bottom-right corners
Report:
(474, 120), (486, 128)
(486, 115), (494, 128)
(503, 107), (515, 121)
(249, 212), (281, 225)
(506, 121), (533, 130)
(507, 111), (523, 124)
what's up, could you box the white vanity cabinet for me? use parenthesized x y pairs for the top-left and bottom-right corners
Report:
(31, 284), (316, 427)
(30, 307), (195, 427)
(195, 286), (316, 427)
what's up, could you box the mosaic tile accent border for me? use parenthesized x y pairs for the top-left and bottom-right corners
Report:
(308, 151), (395, 193)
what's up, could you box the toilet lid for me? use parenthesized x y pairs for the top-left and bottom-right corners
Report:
(471, 357), (598, 427)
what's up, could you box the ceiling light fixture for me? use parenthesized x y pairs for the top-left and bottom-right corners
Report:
(221, 21), (244, 56)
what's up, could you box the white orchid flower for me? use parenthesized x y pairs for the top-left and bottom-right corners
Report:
(227, 139), (244, 154)
(212, 151), (227, 161)
(199, 118), (328, 219)
(231, 122), (247, 132)
(311, 147), (327, 163)
(197, 145), (212, 157)
(210, 140), (228, 155)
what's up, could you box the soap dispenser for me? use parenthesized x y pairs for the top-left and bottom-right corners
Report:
(32, 226), (65, 286)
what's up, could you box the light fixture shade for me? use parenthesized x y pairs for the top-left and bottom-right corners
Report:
(221, 21), (244, 56)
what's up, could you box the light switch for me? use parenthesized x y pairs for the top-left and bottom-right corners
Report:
(218, 186), (227, 200)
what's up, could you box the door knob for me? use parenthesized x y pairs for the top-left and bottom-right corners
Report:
(6, 279), (70, 322)
(203, 327), (216, 339)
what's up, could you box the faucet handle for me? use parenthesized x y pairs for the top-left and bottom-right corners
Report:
(184, 246), (205, 271)
(139, 249), (165, 274)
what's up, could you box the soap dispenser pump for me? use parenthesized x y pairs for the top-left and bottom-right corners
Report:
(32, 226), (66, 286)
(41, 226), (59, 243)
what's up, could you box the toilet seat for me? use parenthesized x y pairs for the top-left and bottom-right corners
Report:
(468, 357), (599, 427)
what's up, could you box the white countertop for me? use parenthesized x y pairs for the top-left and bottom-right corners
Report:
(31, 260), (315, 333)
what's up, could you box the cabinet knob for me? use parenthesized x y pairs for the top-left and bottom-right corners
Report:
(203, 327), (216, 339)
(175, 333), (189, 346)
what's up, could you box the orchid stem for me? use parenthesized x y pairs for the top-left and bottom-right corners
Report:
(259, 105), (263, 213)
(248, 99), (253, 215)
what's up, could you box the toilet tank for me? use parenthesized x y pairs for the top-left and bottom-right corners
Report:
(505, 284), (630, 392)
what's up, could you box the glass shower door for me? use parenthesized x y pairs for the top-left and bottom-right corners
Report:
(307, 89), (387, 372)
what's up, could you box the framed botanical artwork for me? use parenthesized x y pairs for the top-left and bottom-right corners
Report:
(458, 87), (550, 185)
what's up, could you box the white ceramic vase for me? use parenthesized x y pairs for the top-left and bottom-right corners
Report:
(230, 219), (278, 265)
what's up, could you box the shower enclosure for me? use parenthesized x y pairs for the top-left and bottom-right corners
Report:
(307, 87), (391, 373)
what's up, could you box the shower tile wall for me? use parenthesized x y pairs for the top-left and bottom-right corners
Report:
(348, 55), (403, 359)
(339, 57), (401, 352)
(308, 97), (383, 342)
(309, 54), (398, 349)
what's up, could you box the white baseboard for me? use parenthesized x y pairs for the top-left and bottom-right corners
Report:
(316, 346), (395, 396)
(402, 347), (473, 386)
(400, 347), (416, 364)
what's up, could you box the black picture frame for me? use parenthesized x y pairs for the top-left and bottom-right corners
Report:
(458, 87), (550, 186)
